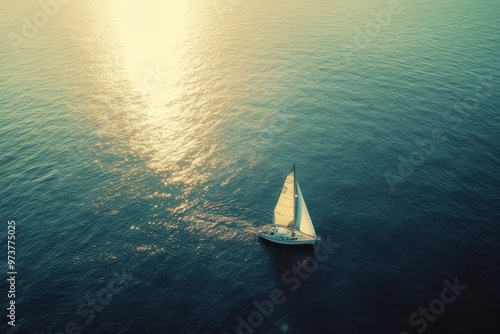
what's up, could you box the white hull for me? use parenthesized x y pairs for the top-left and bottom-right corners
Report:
(258, 225), (317, 245)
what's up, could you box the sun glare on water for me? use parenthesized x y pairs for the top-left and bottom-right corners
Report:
(112, 0), (190, 97)
(79, 1), (234, 219)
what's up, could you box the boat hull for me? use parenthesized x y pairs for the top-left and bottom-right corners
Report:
(258, 225), (317, 245)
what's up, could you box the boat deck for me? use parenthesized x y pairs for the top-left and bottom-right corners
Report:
(258, 225), (316, 245)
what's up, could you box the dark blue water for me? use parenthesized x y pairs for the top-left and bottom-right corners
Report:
(1, 1), (499, 333)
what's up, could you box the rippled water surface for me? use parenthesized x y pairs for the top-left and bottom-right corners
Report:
(1, 1), (499, 333)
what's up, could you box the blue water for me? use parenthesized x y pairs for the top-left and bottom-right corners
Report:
(1, 1), (499, 333)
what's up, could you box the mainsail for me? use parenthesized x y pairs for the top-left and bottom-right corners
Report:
(295, 183), (316, 237)
(272, 167), (295, 228)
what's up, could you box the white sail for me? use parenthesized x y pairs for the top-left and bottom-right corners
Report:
(272, 167), (295, 228)
(295, 183), (316, 237)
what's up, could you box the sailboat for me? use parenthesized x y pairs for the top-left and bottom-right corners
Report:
(258, 164), (319, 245)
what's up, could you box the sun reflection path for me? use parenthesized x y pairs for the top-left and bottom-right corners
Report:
(81, 1), (256, 234)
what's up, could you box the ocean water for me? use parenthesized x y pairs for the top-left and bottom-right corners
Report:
(1, 0), (499, 333)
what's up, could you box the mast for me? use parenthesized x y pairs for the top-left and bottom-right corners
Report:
(292, 163), (297, 235)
